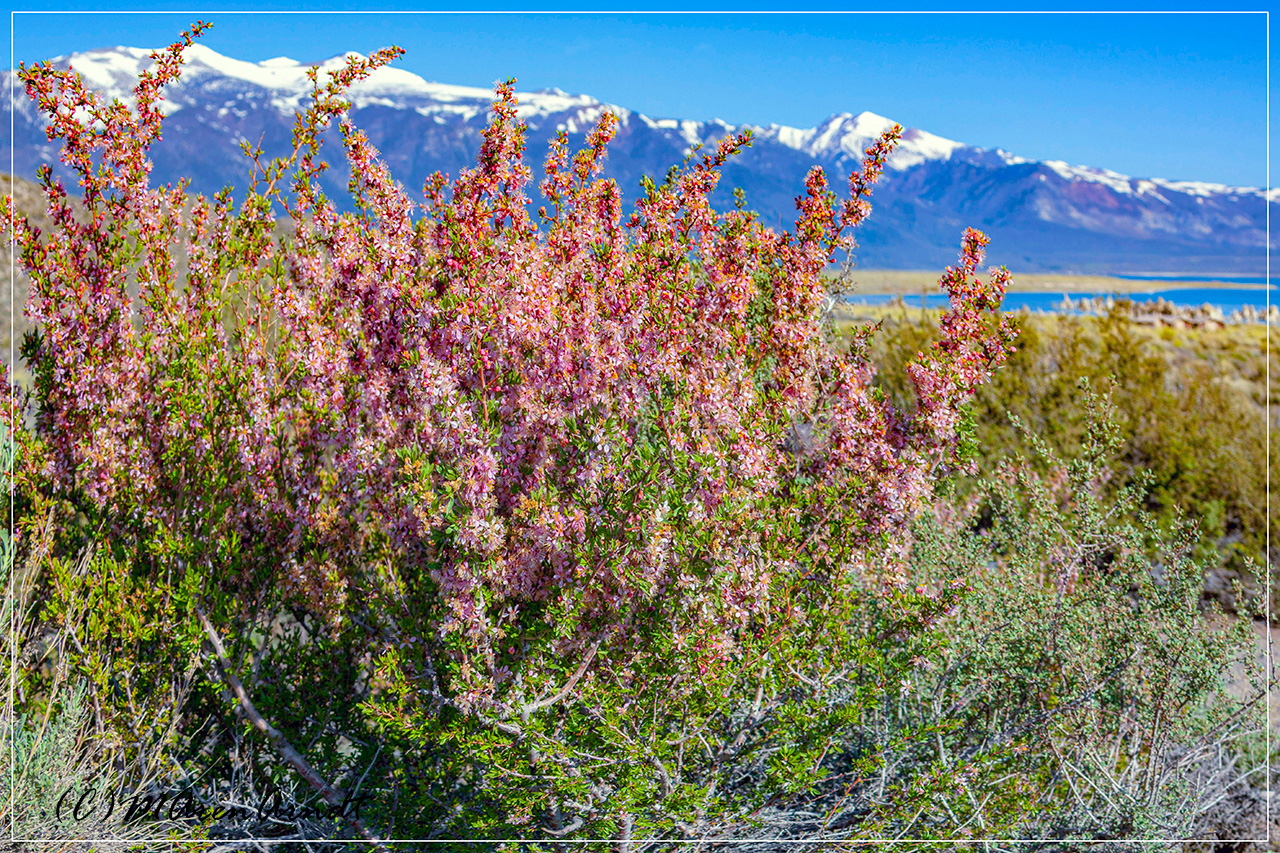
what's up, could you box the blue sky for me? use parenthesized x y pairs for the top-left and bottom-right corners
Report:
(6, 6), (1271, 189)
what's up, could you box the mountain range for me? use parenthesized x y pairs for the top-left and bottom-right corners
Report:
(3, 44), (1274, 274)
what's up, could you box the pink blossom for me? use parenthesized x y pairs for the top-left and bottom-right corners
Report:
(4, 30), (1018, 717)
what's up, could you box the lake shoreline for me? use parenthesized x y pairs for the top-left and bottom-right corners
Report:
(843, 269), (1271, 295)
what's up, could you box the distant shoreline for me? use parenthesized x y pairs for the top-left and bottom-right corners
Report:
(842, 269), (1271, 295)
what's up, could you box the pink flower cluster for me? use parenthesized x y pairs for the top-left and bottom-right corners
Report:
(5, 29), (1017, 705)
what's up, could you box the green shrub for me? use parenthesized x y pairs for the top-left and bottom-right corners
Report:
(863, 304), (1273, 614)
(902, 388), (1265, 845)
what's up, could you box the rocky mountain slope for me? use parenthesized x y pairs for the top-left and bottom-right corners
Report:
(3, 44), (1274, 273)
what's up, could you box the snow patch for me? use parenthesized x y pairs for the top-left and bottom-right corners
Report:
(899, 127), (963, 161)
(1134, 180), (1170, 204)
(772, 124), (810, 149)
(760, 111), (959, 169)
(1039, 162), (1273, 202)
(36, 43), (1280, 206)
(55, 43), (623, 123)
(851, 110), (897, 137)
(1043, 160), (1136, 195)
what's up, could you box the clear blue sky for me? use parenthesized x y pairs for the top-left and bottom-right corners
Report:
(6, 5), (1271, 188)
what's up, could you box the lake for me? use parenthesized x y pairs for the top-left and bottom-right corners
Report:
(844, 286), (1275, 314)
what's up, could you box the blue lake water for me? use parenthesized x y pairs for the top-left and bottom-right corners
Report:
(845, 287), (1275, 314)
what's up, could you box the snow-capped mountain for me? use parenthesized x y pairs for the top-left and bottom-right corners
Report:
(4, 44), (1273, 273)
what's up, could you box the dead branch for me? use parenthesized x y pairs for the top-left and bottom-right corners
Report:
(194, 606), (389, 852)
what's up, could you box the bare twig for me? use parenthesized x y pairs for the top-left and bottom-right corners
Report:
(194, 606), (389, 852)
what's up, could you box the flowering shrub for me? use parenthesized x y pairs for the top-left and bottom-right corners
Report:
(4, 25), (1033, 843)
